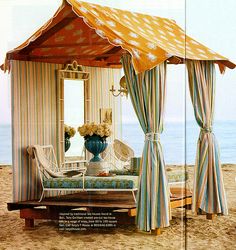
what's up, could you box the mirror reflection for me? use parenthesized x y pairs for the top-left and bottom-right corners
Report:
(64, 79), (85, 159)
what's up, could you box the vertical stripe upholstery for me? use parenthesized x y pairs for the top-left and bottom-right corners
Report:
(186, 60), (228, 215)
(11, 61), (122, 202)
(11, 60), (62, 202)
(121, 54), (170, 231)
(83, 66), (122, 141)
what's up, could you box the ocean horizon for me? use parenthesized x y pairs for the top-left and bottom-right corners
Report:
(0, 120), (236, 165)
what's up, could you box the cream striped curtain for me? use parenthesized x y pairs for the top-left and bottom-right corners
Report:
(186, 60), (228, 215)
(11, 60), (62, 202)
(121, 54), (170, 231)
(11, 61), (122, 202)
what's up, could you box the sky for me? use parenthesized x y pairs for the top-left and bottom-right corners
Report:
(0, 0), (236, 124)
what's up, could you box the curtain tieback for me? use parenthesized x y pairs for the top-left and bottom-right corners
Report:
(201, 127), (212, 133)
(145, 132), (160, 142)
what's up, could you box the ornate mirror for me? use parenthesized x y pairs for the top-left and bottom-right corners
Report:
(57, 61), (90, 165)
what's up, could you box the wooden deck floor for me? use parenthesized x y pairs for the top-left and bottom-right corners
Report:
(7, 187), (192, 229)
(8, 187), (192, 211)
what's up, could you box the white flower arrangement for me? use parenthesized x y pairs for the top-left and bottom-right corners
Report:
(64, 124), (76, 138)
(78, 122), (111, 139)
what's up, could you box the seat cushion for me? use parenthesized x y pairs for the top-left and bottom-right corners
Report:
(43, 175), (138, 190)
(110, 169), (188, 183)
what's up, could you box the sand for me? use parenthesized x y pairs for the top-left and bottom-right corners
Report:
(0, 164), (235, 250)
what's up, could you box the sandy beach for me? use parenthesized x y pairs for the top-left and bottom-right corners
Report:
(0, 164), (235, 250)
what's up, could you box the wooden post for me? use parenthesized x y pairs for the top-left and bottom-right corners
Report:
(184, 204), (192, 210)
(25, 218), (34, 228)
(206, 213), (215, 220)
(128, 208), (136, 217)
(151, 228), (161, 235)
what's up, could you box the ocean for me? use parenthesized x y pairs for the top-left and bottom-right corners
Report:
(122, 120), (236, 164)
(0, 124), (12, 164)
(0, 121), (236, 165)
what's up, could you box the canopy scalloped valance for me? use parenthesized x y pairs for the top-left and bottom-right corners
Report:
(2, 0), (235, 73)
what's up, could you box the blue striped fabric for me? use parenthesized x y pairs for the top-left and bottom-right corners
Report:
(121, 54), (170, 231)
(186, 60), (228, 215)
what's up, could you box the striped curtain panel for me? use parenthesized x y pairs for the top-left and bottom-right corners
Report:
(121, 54), (170, 231)
(11, 60), (62, 202)
(11, 60), (122, 202)
(186, 60), (228, 215)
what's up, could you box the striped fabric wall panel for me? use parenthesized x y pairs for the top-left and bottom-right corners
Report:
(11, 60), (62, 202)
(83, 66), (122, 142)
(11, 61), (122, 202)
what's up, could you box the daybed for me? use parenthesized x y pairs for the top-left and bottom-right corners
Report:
(28, 145), (138, 202)
(28, 144), (188, 204)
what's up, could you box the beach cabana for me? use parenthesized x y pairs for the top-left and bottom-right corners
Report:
(2, 0), (235, 232)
